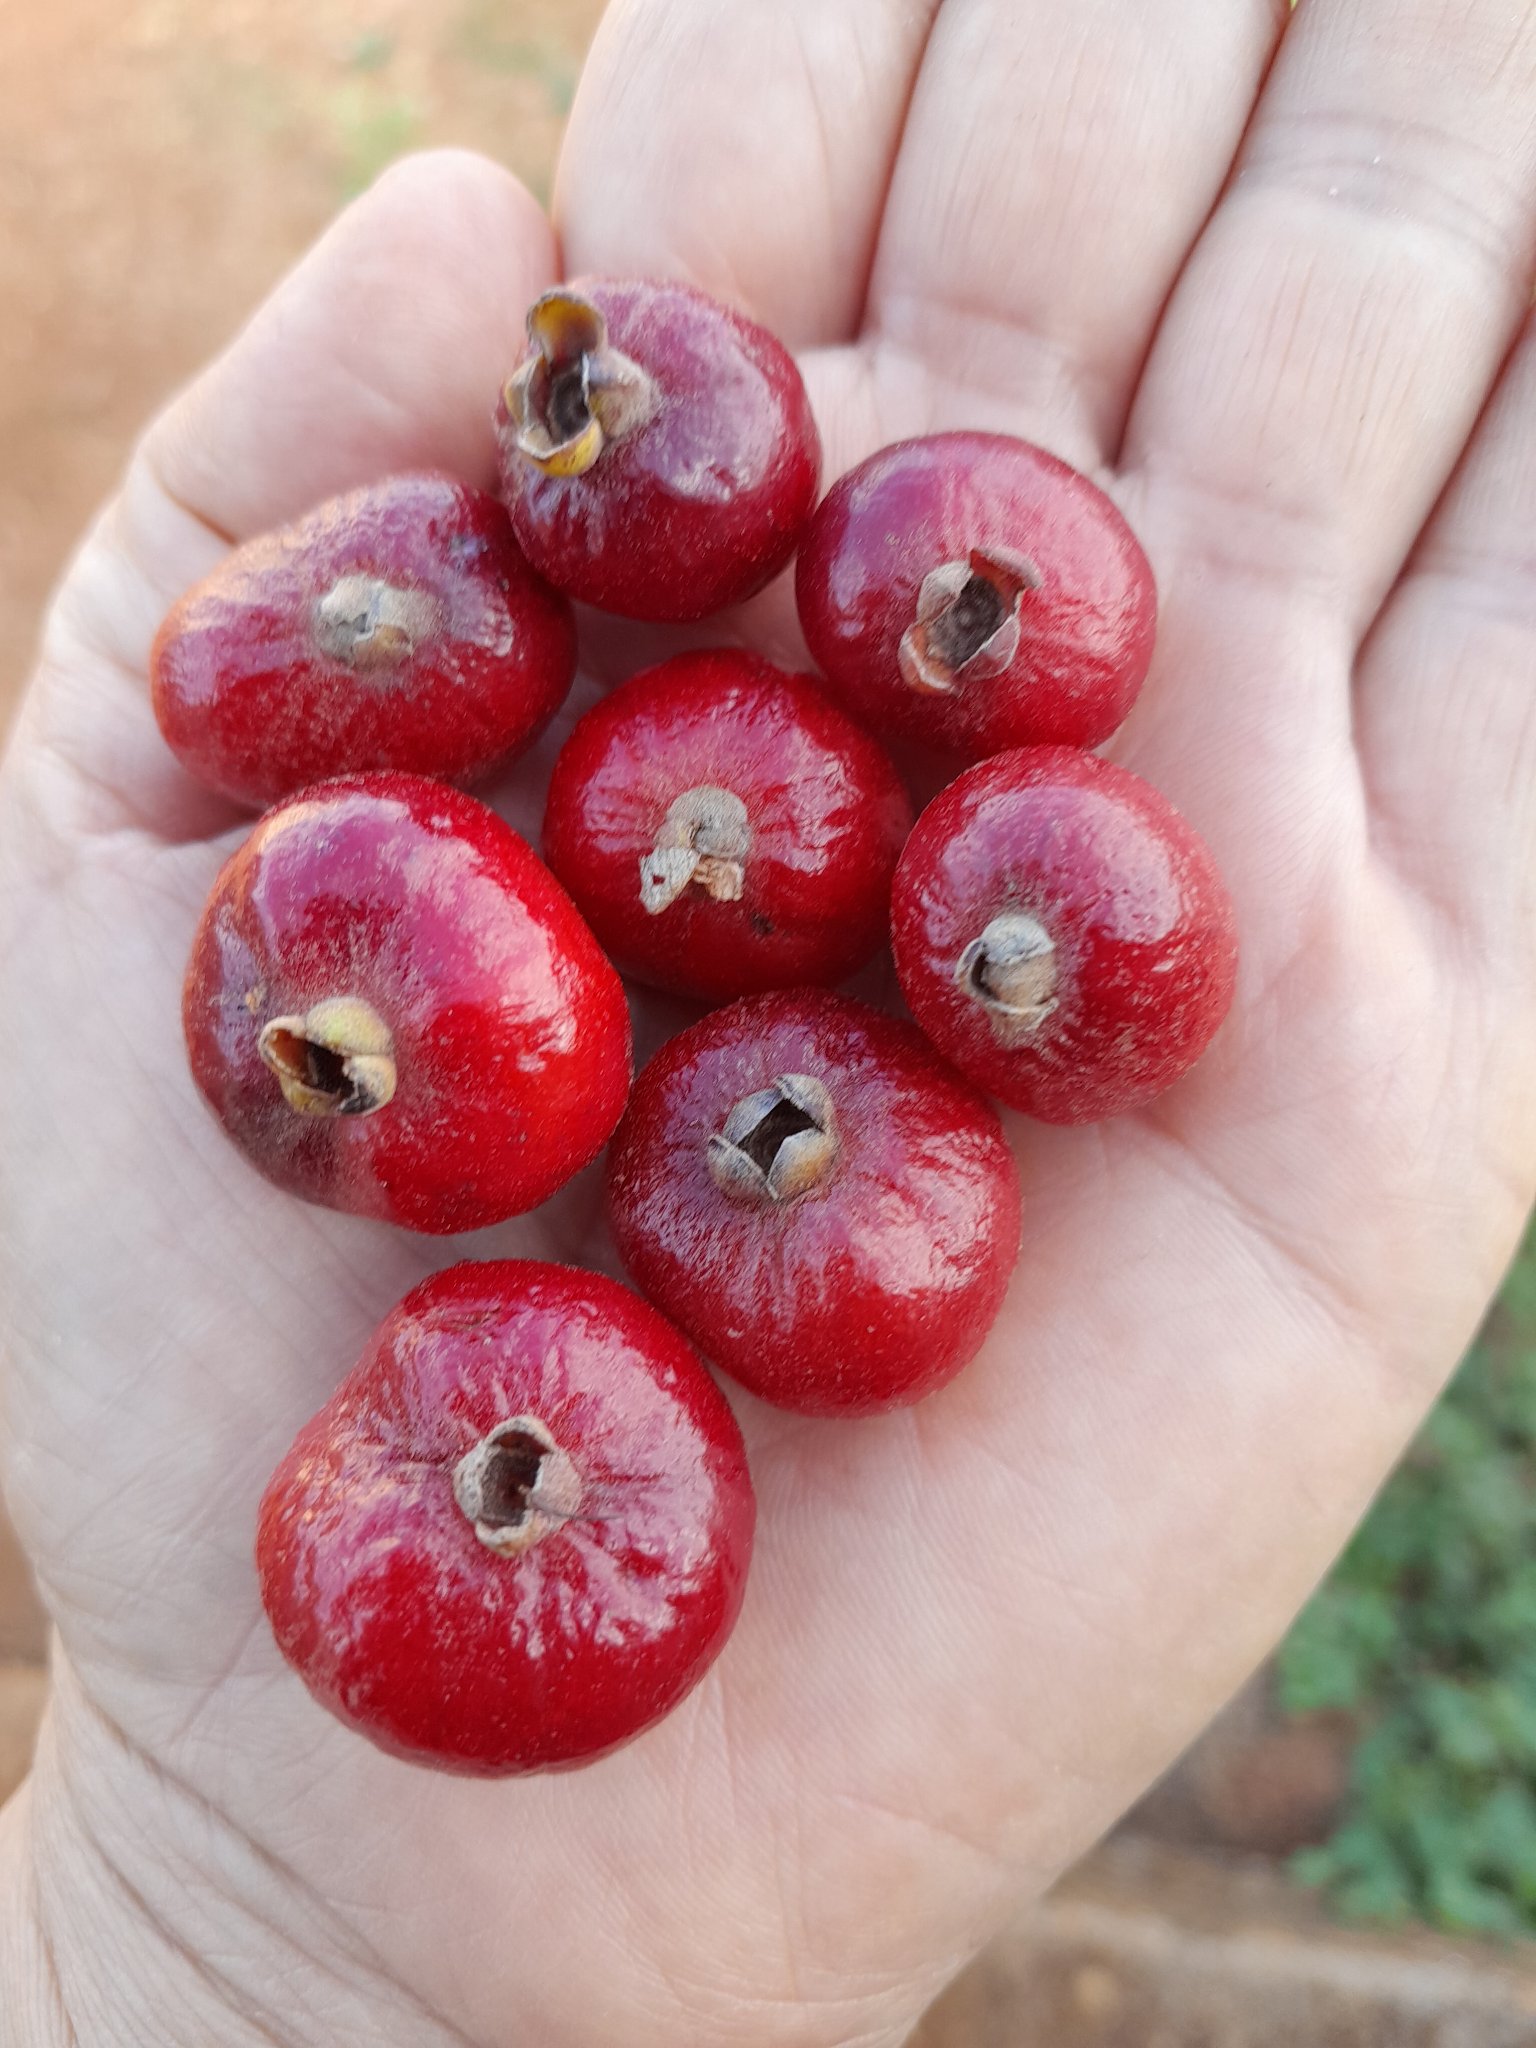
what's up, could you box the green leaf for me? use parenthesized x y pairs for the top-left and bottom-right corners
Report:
(1418, 1679), (1503, 1773)
(1277, 1207), (1536, 1937)
(1426, 1868), (1528, 1938)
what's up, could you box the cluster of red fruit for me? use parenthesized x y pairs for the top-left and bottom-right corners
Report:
(156, 280), (1237, 1777)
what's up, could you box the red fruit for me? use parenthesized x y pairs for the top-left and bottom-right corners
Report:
(891, 748), (1237, 1123)
(607, 991), (1021, 1416)
(258, 1260), (755, 1774)
(795, 432), (1156, 760)
(183, 774), (631, 1233)
(494, 281), (820, 621)
(542, 650), (913, 1002)
(152, 474), (577, 807)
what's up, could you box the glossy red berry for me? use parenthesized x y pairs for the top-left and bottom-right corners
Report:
(542, 650), (913, 1002)
(607, 991), (1021, 1416)
(494, 281), (820, 621)
(891, 748), (1237, 1123)
(258, 1260), (755, 1775)
(152, 474), (577, 807)
(796, 432), (1156, 760)
(183, 774), (631, 1233)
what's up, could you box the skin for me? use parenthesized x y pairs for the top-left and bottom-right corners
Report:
(3, 1), (1536, 2041)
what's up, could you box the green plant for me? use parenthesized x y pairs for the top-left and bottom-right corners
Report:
(1278, 1223), (1536, 1936)
(455, 1), (577, 112)
(328, 83), (421, 199)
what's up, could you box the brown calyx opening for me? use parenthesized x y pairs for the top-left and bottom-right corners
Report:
(957, 912), (1060, 1042)
(503, 289), (658, 479)
(898, 549), (1041, 697)
(257, 996), (396, 1118)
(707, 1072), (839, 1205)
(474, 1430), (546, 1522)
(639, 785), (751, 913)
(311, 575), (443, 673)
(452, 1416), (585, 1558)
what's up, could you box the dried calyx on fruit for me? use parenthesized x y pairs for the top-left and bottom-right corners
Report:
(256, 996), (397, 1117)
(503, 290), (659, 477)
(706, 1073), (838, 1205)
(639, 785), (751, 913)
(954, 912), (1060, 1040)
(451, 1415), (585, 1558)
(309, 574), (444, 670)
(898, 549), (1040, 698)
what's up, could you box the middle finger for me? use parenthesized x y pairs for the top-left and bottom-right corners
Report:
(1125, 0), (1536, 635)
(861, 0), (1287, 465)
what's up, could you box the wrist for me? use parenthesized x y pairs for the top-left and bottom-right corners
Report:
(9, 1693), (301, 2048)
(0, 1776), (71, 2048)
(2, 1661), (479, 2048)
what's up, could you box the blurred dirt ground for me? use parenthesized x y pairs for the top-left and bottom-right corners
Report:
(0, 0), (604, 1762)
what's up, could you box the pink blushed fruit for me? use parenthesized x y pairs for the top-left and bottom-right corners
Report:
(543, 649), (913, 1001)
(607, 990), (1022, 1416)
(796, 432), (1156, 761)
(182, 773), (631, 1233)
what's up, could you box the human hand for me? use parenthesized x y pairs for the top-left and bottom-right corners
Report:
(5, 2), (1536, 2042)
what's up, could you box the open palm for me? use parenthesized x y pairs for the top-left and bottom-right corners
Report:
(6, 3), (1536, 2042)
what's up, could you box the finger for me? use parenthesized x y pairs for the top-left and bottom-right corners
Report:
(1126, 0), (1536, 630)
(9, 151), (556, 841)
(1358, 306), (1536, 943)
(556, 0), (940, 347)
(862, 0), (1286, 463)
